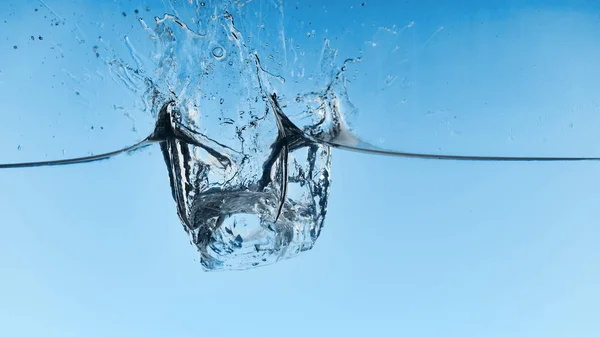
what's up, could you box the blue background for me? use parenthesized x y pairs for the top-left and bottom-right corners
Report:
(1, 1), (600, 336)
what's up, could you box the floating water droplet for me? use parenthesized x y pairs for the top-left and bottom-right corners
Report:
(17, 145), (21, 151)
(211, 46), (224, 59)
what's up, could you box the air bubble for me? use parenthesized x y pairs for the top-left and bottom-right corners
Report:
(212, 46), (225, 59)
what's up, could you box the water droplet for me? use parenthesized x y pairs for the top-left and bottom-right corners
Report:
(212, 46), (224, 59)
(17, 145), (21, 151)
(220, 98), (224, 104)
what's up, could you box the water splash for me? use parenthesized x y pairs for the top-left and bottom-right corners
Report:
(3, 2), (600, 271)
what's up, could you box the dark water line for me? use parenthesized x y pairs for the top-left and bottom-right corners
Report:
(2, 135), (600, 170)
(323, 139), (600, 162)
(0, 139), (156, 169)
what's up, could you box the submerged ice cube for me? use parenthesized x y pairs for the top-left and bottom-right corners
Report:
(154, 100), (331, 271)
